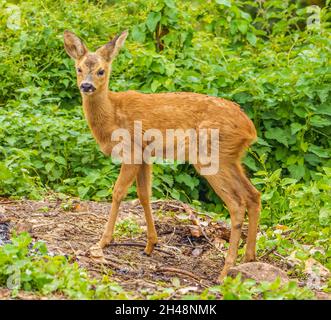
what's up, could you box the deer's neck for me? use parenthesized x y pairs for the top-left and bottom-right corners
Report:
(82, 89), (116, 146)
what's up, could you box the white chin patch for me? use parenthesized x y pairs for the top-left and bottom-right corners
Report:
(83, 90), (94, 95)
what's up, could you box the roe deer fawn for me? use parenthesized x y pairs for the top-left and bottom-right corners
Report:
(63, 30), (261, 280)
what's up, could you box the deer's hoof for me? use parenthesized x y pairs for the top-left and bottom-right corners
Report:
(244, 253), (256, 263)
(144, 242), (157, 256)
(98, 237), (113, 249)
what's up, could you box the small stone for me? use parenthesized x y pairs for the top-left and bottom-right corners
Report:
(315, 291), (331, 300)
(304, 257), (330, 279)
(191, 248), (203, 257)
(228, 262), (289, 285)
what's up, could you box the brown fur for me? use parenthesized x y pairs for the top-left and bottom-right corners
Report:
(64, 30), (261, 281)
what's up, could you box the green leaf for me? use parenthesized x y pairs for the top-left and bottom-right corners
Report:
(161, 174), (174, 187)
(243, 156), (258, 171)
(78, 186), (90, 199)
(237, 20), (248, 34)
(175, 173), (197, 190)
(0, 163), (12, 179)
(151, 80), (160, 92)
(215, 0), (231, 7)
(257, 137), (271, 147)
(288, 164), (305, 180)
(164, 0), (176, 8)
(146, 12), (161, 32)
(54, 156), (66, 166)
(95, 189), (109, 198)
(290, 123), (304, 135)
(269, 169), (282, 182)
(308, 145), (330, 158)
(41, 140), (51, 149)
(315, 103), (331, 116)
(310, 115), (331, 128)
(246, 32), (257, 46)
(170, 189), (180, 200)
(319, 207), (331, 226)
(45, 162), (54, 173)
(131, 24), (146, 43)
(265, 128), (288, 147)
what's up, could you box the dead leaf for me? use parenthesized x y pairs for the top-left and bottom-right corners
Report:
(89, 244), (107, 263)
(214, 237), (226, 250)
(200, 220), (208, 227)
(177, 286), (198, 295)
(182, 204), (199, 225)
(176, 213), (189, 220)
(189, 225), (202, 238)
(73, 202), (90, 212)
(275, 224), (289, 231)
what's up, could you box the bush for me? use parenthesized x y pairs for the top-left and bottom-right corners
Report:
(0, 0), (330, 202)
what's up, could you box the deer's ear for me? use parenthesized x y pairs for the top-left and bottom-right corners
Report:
(96, 30), (128, 62)
(63, 30), (88, 60)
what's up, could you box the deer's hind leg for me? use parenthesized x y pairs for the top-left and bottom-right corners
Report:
(234, 164), (261, 262)
(136, 163), (158, 255)
(195, 163), (246, 281)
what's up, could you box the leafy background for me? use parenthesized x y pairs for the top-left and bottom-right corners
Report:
(0, 0), (330, 298)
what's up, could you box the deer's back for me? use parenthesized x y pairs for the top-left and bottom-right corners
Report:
(110, 90), (256, 142)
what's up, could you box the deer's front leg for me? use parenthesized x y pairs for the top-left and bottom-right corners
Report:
(98, 164), (140, 248)
(136, 163), (158, 255)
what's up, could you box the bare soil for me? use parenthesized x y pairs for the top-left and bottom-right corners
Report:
(0, 197), (329, 300)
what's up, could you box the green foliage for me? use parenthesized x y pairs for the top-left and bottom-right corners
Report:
(206, 275), (314, 300)
(0, 233), (315, 300)
(254, 166), (331, 265)
(253, 165), (331, 228)
(114, 218), (143, 238)
(0, 233), (130, 299)
(0, 0), (330, 201)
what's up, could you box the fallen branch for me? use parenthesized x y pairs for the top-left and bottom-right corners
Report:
(108, 242), (175, 256)
(183, 203), (223, 252)
(156, 266), (202, 282)
(32, 221), (64, 230)
(259, 247), (277, 260)
(273, 252), (296, 268)
(69, 212), (107, 220)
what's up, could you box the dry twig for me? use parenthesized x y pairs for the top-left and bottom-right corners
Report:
(156, 266), (202, 282)
(108, 242), (175, 256)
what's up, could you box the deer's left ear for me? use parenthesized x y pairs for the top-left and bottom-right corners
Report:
(96, 30), (128, 62)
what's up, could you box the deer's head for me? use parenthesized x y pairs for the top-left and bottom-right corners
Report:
(63, 30), (128, 95)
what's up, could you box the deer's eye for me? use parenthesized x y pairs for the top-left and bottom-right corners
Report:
(77, 67), (82, 73)
(97, 69), (105, 76)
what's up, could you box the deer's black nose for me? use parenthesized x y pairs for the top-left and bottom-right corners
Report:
(80, 82), (96, 93)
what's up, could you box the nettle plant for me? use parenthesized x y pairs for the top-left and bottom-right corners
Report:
(0, 0), (330, 202)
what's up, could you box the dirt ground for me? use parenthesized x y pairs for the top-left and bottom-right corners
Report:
(0, 196), (329, 300)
